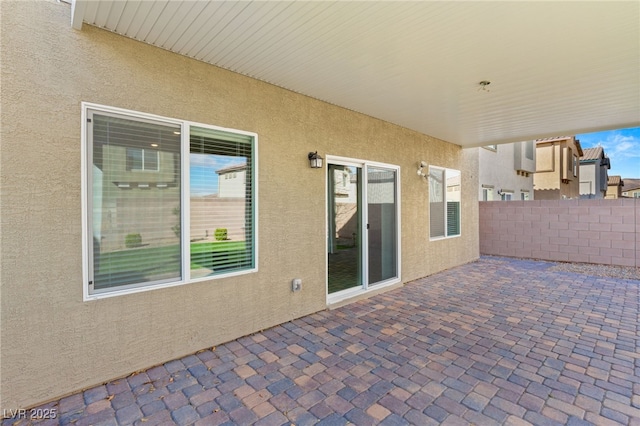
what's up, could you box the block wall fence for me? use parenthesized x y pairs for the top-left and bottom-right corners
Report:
(479, 199), (640, 268)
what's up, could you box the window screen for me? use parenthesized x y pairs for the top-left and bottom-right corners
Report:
(89, 112), (182, 291)
(86, 105), (256, 296)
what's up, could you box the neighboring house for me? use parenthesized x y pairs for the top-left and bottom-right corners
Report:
(96, 143), (180, 253)
(533, 136), (584, 200)
(579, 146), (610, 199)
(2, 2), (480, 408)
(622, 185), (640, 198)
(216, 163), (247, 198)
(621, 178), (640, 198)
(606, 176), (625, 199)
(328, 166), (358, 253)
(477, 141), (536, 201)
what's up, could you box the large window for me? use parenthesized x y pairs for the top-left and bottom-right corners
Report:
(429, 166), (461, 239)
(84, 104), (257, 298)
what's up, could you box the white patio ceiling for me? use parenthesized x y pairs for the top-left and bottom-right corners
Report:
(70, 1), (640, 148)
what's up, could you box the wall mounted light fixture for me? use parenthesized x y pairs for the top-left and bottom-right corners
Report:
(308, 151), (323, 169)
(417, 161), (428, 177)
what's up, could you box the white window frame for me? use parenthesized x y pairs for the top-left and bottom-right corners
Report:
(501, 191), (513, 201)
(325, 155), (402, 305)
(429, 166), (461, 240)
(81, 103), (258, 301)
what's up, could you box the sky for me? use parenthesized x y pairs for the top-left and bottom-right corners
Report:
(190, 154), (246, 196)
(576, 126), (640, 179)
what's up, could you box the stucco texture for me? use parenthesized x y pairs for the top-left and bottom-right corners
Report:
(0, 1), (478, 408)
(478, 144), (534, 201)
(534, 139), (582, 200)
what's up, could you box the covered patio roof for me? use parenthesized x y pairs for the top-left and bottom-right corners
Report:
(70, 1), (639, 147)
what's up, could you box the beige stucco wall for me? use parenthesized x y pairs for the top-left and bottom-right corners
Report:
(0, 1), (479, 408)
(534, 139), (581, 200)
(477, 144), (534, 201)
(606, 184), (622, 199)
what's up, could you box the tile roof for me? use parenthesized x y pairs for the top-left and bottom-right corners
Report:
(580, 146), (603, 161)
(622, 178), (640, 191)
(535, 136), (583, 156)
(535, 136), (573, 143)
(215, 163), (247, 174)
(608, 175), (622, 186)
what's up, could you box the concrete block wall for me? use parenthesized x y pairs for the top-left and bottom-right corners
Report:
(479, 199), (639, 267)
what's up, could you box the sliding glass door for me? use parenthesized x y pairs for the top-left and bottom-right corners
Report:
(327, 164), (362, 293)
(327, 159), (399, 298)
(367, 166), (397, 284)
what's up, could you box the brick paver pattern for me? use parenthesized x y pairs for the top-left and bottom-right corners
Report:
(6, 256), (640, 425)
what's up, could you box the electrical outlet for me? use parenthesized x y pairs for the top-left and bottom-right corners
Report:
(292, 278), (302, 292)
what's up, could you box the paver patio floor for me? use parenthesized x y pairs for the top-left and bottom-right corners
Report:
(7, 256), (640, 425)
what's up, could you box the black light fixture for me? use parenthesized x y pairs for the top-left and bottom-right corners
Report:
(308, 151), (323, 169)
